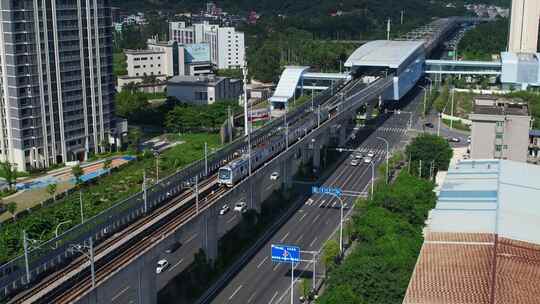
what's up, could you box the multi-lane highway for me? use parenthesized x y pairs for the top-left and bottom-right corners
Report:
(208, 87), (423, 304)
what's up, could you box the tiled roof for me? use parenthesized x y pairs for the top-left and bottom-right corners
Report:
(404, 159), (540, 304)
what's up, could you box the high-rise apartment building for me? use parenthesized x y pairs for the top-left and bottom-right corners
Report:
(508, 0), (540, 53)
(169, 21), (245, 70)
(0, 0), (115, 171)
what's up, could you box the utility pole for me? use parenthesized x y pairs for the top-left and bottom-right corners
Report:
(23, 230), (30, 284)
(401, 10), (404, 25)
(143, 170), (148, 213)
(419, 160), (422, 177)
(371, 162), (375, 197)
(79, 190), (84, 223)
(386, 18), (391, 40)
(243, 62), (249, 136)
(228, 106), (233, 142)
(450, 88), (455, 129)
(377, 137), (390, 184)
(204, 142), (208, 176)
(195, 175), (199, 213)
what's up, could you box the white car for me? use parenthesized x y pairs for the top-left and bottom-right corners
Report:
(270, 172), (280, 180)
(156, 259), (169, 274)
(350, 160), (359, 166)
(234, 201), (247, 213)
(219, 204), (230, 215)
(467, 136), (471, 144)
(367, 151), (375, 158)
(364, 157), (372, 164)
(354, 153), (363, 159)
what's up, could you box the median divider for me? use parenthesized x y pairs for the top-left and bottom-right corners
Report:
(195, 193), (308, 304)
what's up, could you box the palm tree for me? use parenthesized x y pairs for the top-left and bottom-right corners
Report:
(103, 159), (112, 175)
(71, 165), (84, 187)
(46, 183), (58, 201)
(6, 202), (17, 221)
(0, 162), (17, 190)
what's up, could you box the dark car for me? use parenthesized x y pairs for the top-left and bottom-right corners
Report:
(165, 242), (182, 254)
(424, 122), (434, 128)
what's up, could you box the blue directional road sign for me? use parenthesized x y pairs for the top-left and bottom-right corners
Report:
(312, 186), (342, 197)
(271, 244), (300, 264)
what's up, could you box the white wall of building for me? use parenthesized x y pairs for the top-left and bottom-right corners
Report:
(508, 0), (540, 53)
(126, 51), (167, 77)
(169, 21), (245, 70)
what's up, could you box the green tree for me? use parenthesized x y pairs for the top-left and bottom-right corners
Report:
(6, 202), (17, 221)
(71, 165), (84, 187)
(405, 134), (452, 178)
(46, 183), (58, 201)
(322, 239), (340, 273)
(0, 162), (18, 190)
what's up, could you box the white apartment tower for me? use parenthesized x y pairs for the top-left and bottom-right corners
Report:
(169, 21), (245, 70)
(508, 0), (540, 53)
(0, 0), (115, 171)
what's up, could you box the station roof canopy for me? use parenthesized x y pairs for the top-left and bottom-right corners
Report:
(269, 66), (310, 103)
(344, 40), (425, 69)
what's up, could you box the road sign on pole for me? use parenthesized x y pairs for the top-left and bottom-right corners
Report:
(271, 244), (300, 263)
(312, 186), (342, 197)
(271, 244), (300, 304)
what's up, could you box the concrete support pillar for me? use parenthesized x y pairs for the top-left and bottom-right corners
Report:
(339, 124), (347, 147)
(248, 177), (261, 213)
(200, 206), (218, 263)
(312, 143), (321, 173)
(365, 102), (375, 121)
(281, 155), (293, 190)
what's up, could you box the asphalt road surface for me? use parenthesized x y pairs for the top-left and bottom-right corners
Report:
(209, 89), (422, 304)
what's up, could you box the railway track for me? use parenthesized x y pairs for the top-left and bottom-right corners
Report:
(11, 176), (218, 304)
(10, 75), (367, 303)
(50, 186), (229, 304)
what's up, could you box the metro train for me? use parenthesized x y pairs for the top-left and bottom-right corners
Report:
(218, 111), (327, 187)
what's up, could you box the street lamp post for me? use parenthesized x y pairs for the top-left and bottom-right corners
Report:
(419, 85), (428, 117)
(318, 193), (345, 254)
(153, 150), (160, 182)
(376, 137), (390, 184)
(55, 220), (72, 248)
(371, 162), (375, 197)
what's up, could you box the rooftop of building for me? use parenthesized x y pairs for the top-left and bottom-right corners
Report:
(403, 159), (540, 304)
(168, 75), (240, 86)
(472, 95), (529, 116)
(344, 40), (425, 69)
(124, 49), (165, 55)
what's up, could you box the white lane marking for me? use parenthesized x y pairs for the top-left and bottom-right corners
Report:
(332, 201), (337, 208)
(280, 232), (290, 242)
(312, 214), (321, 224)
(170, 258), (184, 271)
(226, 214), (237, 224)
(111, 286), (130, 302)
(247, 292), (257, 303)
(298, 213), (307, 222)
(306, 198), (313, 206)
(268, 291), (279, 304)
(318, 200), (326, 208)
(296, 233), (304, 242)
(229, 284), (243, 301)
(273, 263), (280, 271)
(309, 237), (318, 248)
(185, 233), (198, 244)
(257, 256), (268, 269)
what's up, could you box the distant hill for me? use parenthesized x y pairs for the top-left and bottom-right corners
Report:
(111, 0), (511, 13)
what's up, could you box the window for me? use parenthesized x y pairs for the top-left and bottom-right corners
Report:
(503, 145), (508, 150)
(496, 121), (504, 127)
(495, 145), (502, 152)
(496, 133), (503, 139)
